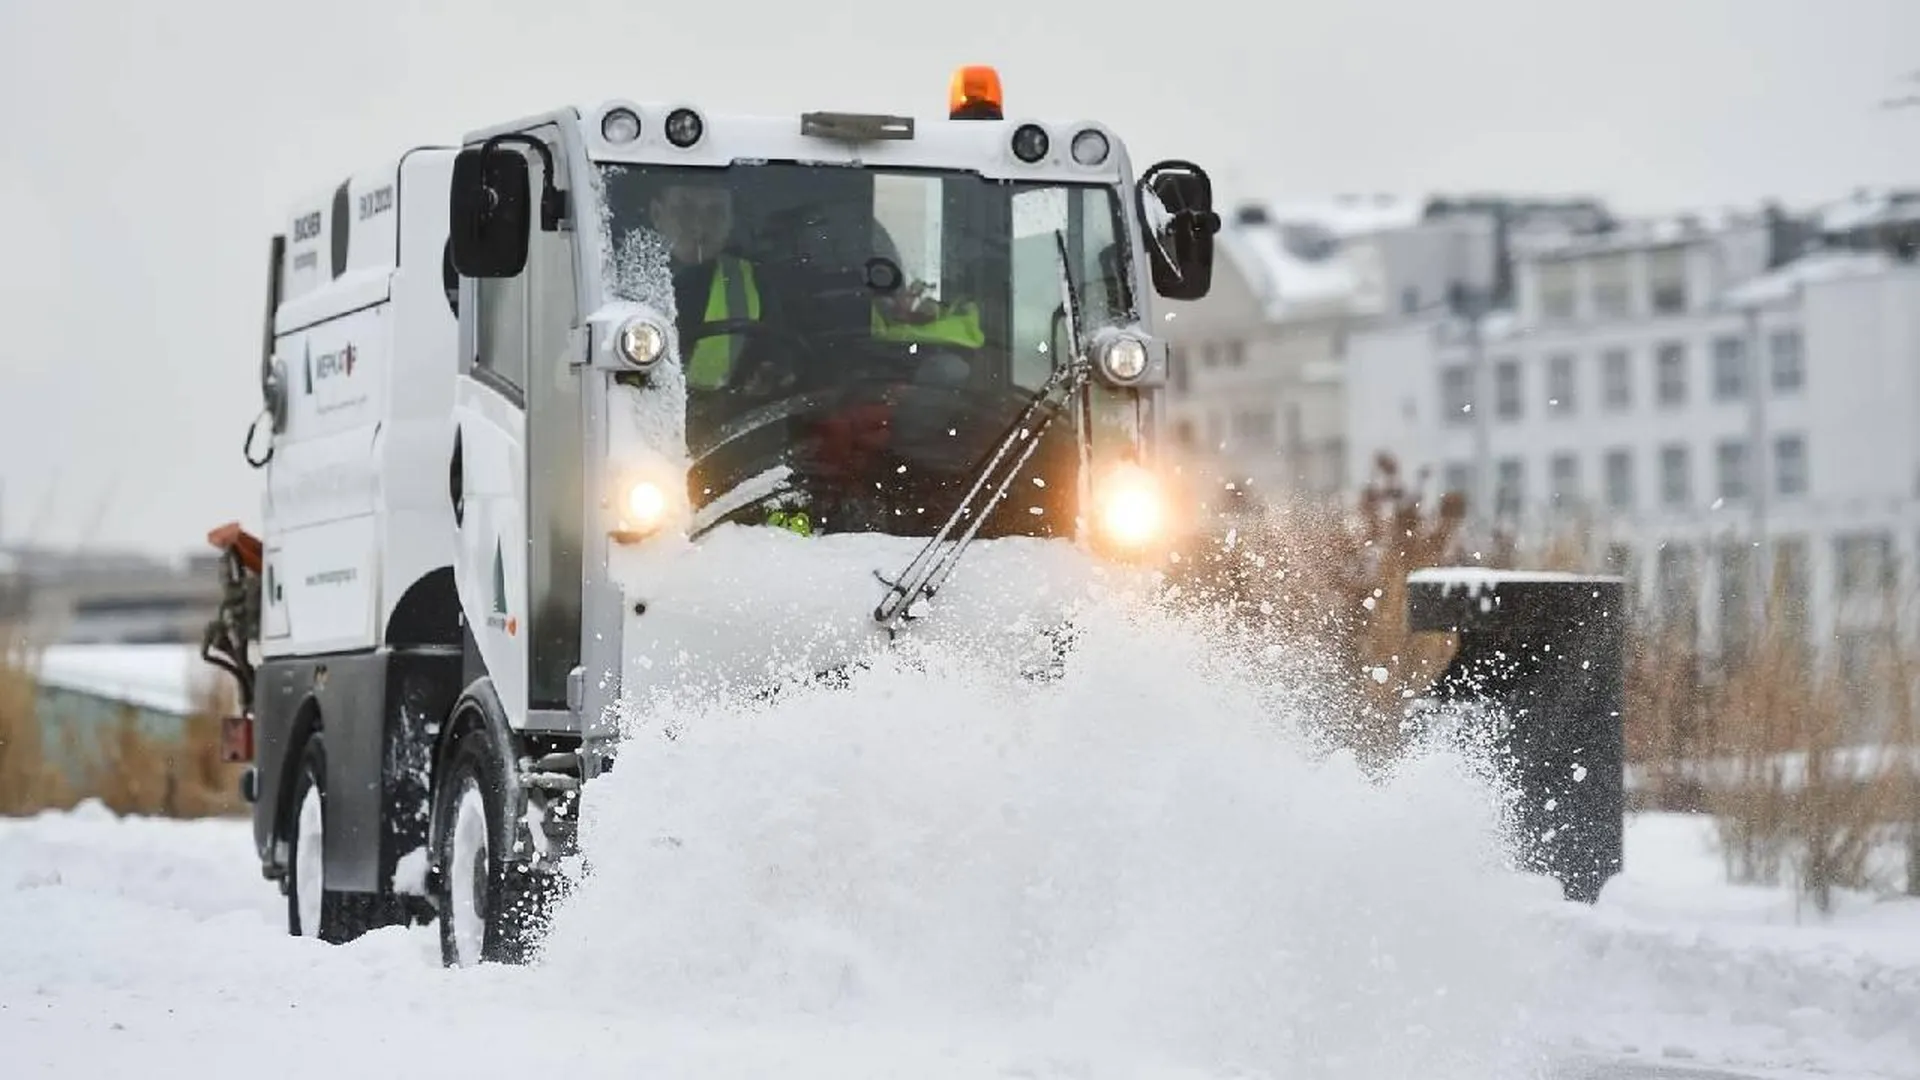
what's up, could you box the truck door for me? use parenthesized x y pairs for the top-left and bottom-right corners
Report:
(452, 124), (583, 730)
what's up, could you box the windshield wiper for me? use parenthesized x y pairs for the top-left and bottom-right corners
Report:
(871, 231), (1090, 636)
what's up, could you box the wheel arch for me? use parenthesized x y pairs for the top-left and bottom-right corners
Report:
(426, 676), (519, 876)
(271, 695), (326, 867)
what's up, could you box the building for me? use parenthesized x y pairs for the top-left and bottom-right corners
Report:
(0, 546), (224, 647)
(1159, 192), (1607, 509)
(1344, 188), (1920, 687)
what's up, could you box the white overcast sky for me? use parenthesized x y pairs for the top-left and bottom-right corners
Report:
(2, 0), (1917, 558)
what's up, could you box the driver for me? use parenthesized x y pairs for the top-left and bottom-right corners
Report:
(649, 177), (777, 392)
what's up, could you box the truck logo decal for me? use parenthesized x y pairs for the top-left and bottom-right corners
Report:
(304, 342), (358, 394)
(357, 185), (394, 221)
(487, 538), (517, 635)
(293, 211), (322, 242)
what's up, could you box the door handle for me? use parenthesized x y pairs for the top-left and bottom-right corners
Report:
(450, 426), (465, 527)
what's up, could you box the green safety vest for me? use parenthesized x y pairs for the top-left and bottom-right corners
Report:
(870, 299), (986, 349)
(686, 255), (762, 390)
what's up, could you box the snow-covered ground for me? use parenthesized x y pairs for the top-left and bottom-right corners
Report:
(3, 603), (1918, 1079)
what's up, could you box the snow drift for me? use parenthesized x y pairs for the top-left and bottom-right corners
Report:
(539, 595), (1563, 1080)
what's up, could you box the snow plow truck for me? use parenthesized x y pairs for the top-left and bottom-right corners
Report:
(199, 67), (1222, 967)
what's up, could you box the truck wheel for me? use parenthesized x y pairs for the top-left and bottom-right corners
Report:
(284, 736), (372, 944)
(433, 726), (551, 967)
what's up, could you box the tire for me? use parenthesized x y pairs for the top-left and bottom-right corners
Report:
(432, 722), (555, 967)
(283, 736), (373, 944)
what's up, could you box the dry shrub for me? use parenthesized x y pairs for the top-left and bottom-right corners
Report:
(1623, 624), (1713, 812)
(1704, 589), (1914, 910)
(0, 631), (72, 814)
(0, 636), (245, 819)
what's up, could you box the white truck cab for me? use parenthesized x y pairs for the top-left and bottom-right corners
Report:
(202, 68), (1222, 965)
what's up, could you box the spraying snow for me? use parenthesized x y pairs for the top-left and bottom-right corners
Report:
(538, 594), (1564, 1080)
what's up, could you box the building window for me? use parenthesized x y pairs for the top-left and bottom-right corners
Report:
(1661, 443), (1691, 508)
(1712, 335), (1748, 401)
(1440, 364), (1473, 425)
(1169, 345), (1190, 394)
(1605, 449), (1634, 511)
(1443, 461), (1474, 504)
(1547, 353), (1576, 414)
(1225, 340), (1247, 368)
(1835, 532), (1894, 599)
(1774, 434), (1807, 496)
(1550, 452), (1580, 507)
(1495, 457), (1524, 518)
(1649, 247), (1688, 314)
(1771, 329), (1803, 393)
(1601, 348), (1631, 410)
(1494, 358), (1522, 421)
(1540, 261), (1576, 319)
(1232, 409), (1277, 446)
(1402, 286), (1421, 314)
(1656, 341), (1687, 407)
(1716, 439), (1749, 502)
(1591, 253), (1631, 318)
(1202, 342), (1219, 368)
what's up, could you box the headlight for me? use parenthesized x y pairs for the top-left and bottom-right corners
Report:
(1011, 124), (1050, 163)
(665, 108), (705, 148)
(612, 478), (671, 543)
(617, 319), (668, 367)
(1093, 463), (1165, 552)
(626, 480), (666, 524)
(1097, 335), (1150, 383)
(602, 108), (641, 144)
(1070, 128), (1110, 166)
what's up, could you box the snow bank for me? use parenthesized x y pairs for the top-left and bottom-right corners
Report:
(1536, 813), (1920, 1078)
(544, 596), (1562, 1080)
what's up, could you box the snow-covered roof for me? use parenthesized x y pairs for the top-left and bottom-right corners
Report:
(1814, 188), (1920, 235)
(1218, 194), (1425, 322)
(1264, 194), (1427, 237)
(1219, 227), (1358, 321)
(1511, 206), (1761, 260)
(1722, 249), (1895, 308)
(28, 643), (217, 717)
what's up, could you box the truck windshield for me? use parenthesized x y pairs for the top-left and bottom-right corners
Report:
(595, 161), (1133, 539)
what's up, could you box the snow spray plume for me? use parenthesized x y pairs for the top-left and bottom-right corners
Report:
(536, 589), (1563, 1080)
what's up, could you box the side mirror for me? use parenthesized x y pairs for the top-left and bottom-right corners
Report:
(1135, 160), (1222, 302)
(450, 145), (532, 278)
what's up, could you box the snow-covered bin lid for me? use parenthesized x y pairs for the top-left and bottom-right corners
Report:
(1405, 567), (1626, 636)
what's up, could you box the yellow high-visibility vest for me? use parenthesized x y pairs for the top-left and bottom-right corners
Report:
(686, 255), (762, 390)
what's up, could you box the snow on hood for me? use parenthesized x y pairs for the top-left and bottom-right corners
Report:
(612, 524), (1135, 707)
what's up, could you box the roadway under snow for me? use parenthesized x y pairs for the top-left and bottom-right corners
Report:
(3, 601), (1917, 1079)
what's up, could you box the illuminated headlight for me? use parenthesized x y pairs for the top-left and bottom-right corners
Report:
(625, 481), (667, 525)
(612, 478), (671, 543)
(617, 318), (668, 367)
(1093, 463), (1166, 551)
(1070, 129), (1110, 166)
(1011, 123), (1050, 163)
(1097, 334), (1150, 383)
(602, 107), (641, 144)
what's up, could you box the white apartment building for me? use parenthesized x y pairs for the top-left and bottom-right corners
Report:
(1159, 193), (1598, 508)
(1345, 190), (1920, 682)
